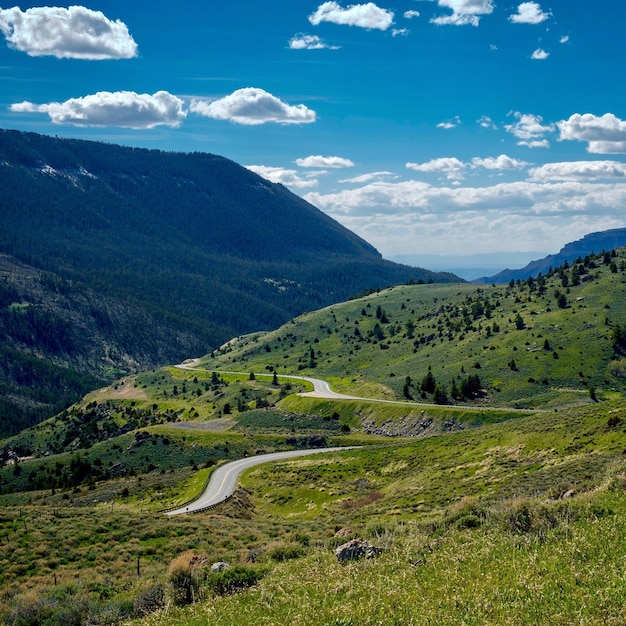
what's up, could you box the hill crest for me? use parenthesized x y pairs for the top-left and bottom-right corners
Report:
(0, 128), (459, 435)
(474, 228), (626, 283)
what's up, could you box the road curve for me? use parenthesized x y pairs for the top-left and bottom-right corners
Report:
(175, 362), (538, 413)
(175, 362), (360, 400)
(165, 446), (356, 516)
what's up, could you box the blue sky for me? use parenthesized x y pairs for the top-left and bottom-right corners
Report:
(1, 1), (625, 265)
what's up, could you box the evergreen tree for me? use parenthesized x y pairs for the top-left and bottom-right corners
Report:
(421, 368), (436, 394)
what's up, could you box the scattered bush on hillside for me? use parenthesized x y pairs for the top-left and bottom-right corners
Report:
(266, 542), (306, 562)
(133, 583), (165, 617)
(499, 498), (586, 541)
(4, 586), (132, 626)
(206, 565), (266, 595)
(167, 552), (205, 606)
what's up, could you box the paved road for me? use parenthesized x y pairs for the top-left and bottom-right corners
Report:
(175, 361), (360, 400)
(165, 447), (356, 516)
(175, 361), (537, 413)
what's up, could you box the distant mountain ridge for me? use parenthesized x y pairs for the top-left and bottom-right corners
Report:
(0, 128), (459, 435)
(474, 228), (626, 284)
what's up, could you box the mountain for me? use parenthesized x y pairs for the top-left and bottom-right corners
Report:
(0, 128), (459, 436)
(474, 228), (626, 283)
(6, 245), (626, 473)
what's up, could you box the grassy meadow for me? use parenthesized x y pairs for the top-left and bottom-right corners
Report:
(203, 249), (626, 410)
(2, 249), (626, 624)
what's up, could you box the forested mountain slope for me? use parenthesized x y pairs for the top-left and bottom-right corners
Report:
(0, 129), (458, 435)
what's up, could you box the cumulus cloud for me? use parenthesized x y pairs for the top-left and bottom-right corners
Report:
(296, 155), (355, 168)
(303, 178), (626, 256)
(189, 88), (316, 126)
(509, 2), (550, 24)
(0, 5), (137, 60)
(560, 35), (569, 44)
(307, 179), (626, 217)
(430, 0), (494, 26)
(529, 161), (626, 182)
(531, 48), (549, 60)
(406, 157), (466, 180)
(392, 28), (409, 36)
(472, 155), (528, 170)
(404, 10), (420, 19)
(308, 2), (394, 31)
(10, 91), (185, 128)
(557, 113), (626, 154)
(505, 112), (554, 147)
(288, 33), (340, 49)
(437, 116), (461, 129)
(245, 165), (318, 189)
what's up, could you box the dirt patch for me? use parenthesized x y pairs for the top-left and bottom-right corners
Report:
(95, 377), (148, 400)
(166, 419), (235, 432)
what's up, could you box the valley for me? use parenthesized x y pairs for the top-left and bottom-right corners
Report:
(2, 246), (626, 624)
(0, 129), (456, 438)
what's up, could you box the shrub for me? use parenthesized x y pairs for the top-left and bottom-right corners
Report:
(206, 565), (265, 595)
(5, 589), (92, 626)
(293, 531), (311, 547)
(501, 499), (574, 540)
(5, 590), (53, 626)
(443, 496), (488, 530)
(133, 583), (165, 617)
(167, 552), (204, 606)
(266, 542), (306, 562)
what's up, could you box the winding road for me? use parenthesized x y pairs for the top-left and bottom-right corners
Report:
(165, 360), (539, 516)
(176, 361), (360, 401)
(165, 447), (356, 516)
(175, 360), (537, 412)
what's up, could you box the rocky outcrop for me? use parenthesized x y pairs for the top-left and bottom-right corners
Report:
(335, 538), (382, 562)
(210, 561), (230, 572)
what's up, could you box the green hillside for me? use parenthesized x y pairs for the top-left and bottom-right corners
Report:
(0, 128), (457, 436)
(202, 247), (626, 410)
(2, 399), (626, 624)
(2, 249), (626, 624)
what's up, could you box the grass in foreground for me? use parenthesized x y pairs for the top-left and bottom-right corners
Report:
(138, 487), (626, 626)
(2, 399), (626, 624)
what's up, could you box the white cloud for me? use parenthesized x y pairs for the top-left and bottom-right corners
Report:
(529, 161), (626, 182)
(557, 113), (626, 154)
(472, 155), (528, 170)
(437, 115), (461, 129)
(531, 48), (549, 60)
(509, 2), (550, 25)
(505, 112), (554, 147)
(430, 0), (494, 26)
(560, 35), (569, 44)
(406, 157), (466, 180)
(0, 5), (137, 60)
(296, 155), (355, 168)
(404, 10), (420, 19)
(288, 33), (340, 49)
(339, 171), (395, 183)
(189, 88), (316, 126)
(10, 91), (185, 128)
(392, 28), (409, 36)
(303, 178), (626, 256)
(308, 2), (394, 31)
(477, 115), (497, 129)
(585, 142), (626, 155)
(246, 165), (318, 189)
